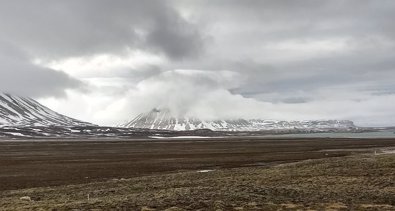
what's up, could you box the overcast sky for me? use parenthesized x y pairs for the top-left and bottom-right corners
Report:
(1, 0), (395, 126)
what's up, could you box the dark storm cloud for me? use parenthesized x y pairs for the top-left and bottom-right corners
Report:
(0, 0), (205, 97)
(1, 0), (394, 126)
(233, 49), (395, 93)
(173, 0), (395, 98)
(0, 42), (83, 97)
(0, 0), (205, 59)
(145, 13), (205, 59)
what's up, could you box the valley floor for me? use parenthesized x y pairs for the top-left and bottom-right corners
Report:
(1, 138), (395, 210)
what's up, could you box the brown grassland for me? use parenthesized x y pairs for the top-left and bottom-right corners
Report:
(0, 138), (395, 210)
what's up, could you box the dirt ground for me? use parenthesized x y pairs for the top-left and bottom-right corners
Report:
(1, 138), (395, 210)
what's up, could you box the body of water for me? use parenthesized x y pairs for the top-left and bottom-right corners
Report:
(267, 131), (395, 139)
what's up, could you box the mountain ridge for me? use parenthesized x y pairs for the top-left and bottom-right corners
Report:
(0, 92), (94, 127)
(121, 108), (356, 131)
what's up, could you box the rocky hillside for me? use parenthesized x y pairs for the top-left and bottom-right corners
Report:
(0, 93), (93, 127)
(121, 108), (356, 131)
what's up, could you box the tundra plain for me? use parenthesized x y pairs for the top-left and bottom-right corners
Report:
(1, 138), (395, 210)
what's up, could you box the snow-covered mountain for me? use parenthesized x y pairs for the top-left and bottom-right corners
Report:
(0, 93), (93, 127)
(121, 108), (356, 131)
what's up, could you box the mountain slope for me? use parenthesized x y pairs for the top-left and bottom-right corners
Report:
(0, 93), (93, 127)
(121, 108), (356, 131)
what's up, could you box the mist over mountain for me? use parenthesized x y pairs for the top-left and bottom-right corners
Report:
(2, 1), (395, 127)
(121, 108), (356, 131)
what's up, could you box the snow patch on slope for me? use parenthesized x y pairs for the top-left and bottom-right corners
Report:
(0, 93), (93, 127)
(121, 108), (356, 131)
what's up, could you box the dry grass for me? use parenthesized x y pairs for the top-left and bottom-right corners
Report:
(1, 153), (395, 210)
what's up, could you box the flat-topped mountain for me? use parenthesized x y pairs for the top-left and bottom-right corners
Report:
(120, 108), (356, 131)
(0, 93), (93, 127)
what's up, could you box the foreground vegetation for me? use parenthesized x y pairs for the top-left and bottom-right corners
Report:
(1, 152), (395, 210)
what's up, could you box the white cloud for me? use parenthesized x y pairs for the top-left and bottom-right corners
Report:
(5, 0), (395, 127)
(35, 50), (165, 78)
(38, 69), (395, 127)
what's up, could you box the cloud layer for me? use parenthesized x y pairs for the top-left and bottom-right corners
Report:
(0, 42), (82, 97)
(0, 0), (205, 59)
(1, 0), (395, 126)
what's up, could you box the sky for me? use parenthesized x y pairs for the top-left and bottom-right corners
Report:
(1, 0), (395, 126)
